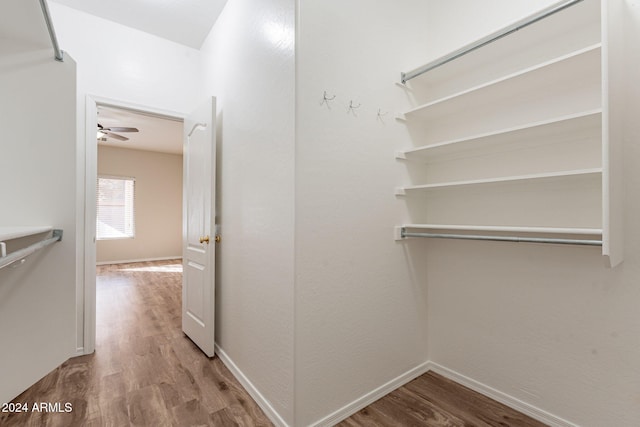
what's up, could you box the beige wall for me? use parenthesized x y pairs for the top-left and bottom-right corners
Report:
(97, 145), (182, 264)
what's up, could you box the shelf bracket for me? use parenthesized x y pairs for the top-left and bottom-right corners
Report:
(394, 226), (404, 241)
(395, 151), (407, 160)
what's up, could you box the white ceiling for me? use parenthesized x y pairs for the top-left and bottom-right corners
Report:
(97, 106), (183, 155)
(50, 0), (228, 48)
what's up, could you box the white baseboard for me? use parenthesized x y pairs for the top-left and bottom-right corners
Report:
(96, 256), (182, 266)
(309, 361), (431, 427)
(211, 352), (578, 427)
(426, 362), (579, 427)
(214, 343), (291, 427)
(309, 360), (578, 427)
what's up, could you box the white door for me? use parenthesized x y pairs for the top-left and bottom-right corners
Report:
(182, 97), (217, 357)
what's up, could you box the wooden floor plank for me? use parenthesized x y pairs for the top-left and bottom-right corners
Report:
(127, 384), (172, 426)
(340, 371), (548, 427)
(390, 387), (466, 426)
(341, 405), (406, 427)
(170, 398), (211, 426)
(210, 407), (241, 426)
(404, 372), (547, 427)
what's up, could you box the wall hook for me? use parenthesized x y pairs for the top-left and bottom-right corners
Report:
(320, 91), (336, 107)
(347, 100), (361, 115)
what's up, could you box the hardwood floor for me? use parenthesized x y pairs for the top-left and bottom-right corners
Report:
(0, 260), (272, 427)
(339, 372), (548, 427)
(2, 260), (547, 427)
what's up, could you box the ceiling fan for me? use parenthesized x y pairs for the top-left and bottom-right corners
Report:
(97, 123), (139, 141)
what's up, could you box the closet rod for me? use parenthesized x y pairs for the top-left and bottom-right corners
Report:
(0, 229), (63, 270)
(401, 229), (602, 246)
(38, 0), (64, 62)
(401, 0), (583, 84)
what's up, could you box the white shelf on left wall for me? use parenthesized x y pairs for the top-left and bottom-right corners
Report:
(0, 226), (53, 241)
(0, 226), (55, 258)
(0, 226), (62, 267)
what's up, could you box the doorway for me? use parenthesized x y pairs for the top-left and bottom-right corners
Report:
(83, 97), (186, 354)
(95, 105), (183, 266)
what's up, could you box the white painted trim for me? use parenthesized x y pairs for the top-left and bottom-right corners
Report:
(96, 256), (182, 266)
(306, 360), (578, 427)
(309, 361), (431, 427)
(214, 344), (291, 427)
(426, 362), (580, 427)
(89, 96), (187, 121)
(82, 95), (98, 356)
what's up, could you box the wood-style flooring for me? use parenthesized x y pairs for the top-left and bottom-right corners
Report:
(339, 371), (548, 427)
(1, 260), (272, 427)
(2, 259), (547, 427)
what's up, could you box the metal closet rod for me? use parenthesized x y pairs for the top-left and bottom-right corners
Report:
(38, 0), (64, 62)
(401, 228), (602, 247)
(0, 229), (63, 270)
(401, 0), (584, 84)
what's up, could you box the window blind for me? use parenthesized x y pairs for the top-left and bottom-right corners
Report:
(96, 176), (135, 240)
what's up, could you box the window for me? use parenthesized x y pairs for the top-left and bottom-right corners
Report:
(97, 176), (135, 240)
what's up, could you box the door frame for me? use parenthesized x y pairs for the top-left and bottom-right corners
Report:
(81, 95), (186, 355)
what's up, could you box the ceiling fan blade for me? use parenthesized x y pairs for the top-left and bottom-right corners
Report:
(104, 131), (129, 141)
(104, 127), (139, 133)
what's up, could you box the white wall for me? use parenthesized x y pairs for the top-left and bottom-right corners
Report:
(48, 3), (202, 350)
(294, 1), (431, 425)
(424, 1), (640, 426)
(97, 146), (182, 264)
(0, 41), (77, 403)
(200, 0), (295, 424)
(49, 3), (202, 115)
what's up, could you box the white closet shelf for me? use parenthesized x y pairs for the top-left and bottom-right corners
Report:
(0, 226), (54, 241)
(395, 0), (621, 262)
(397, 109), (602, 162)
(0, 228), (62, 269)
(402, 224), (602, 236)
(398, 43), (601, 120)
(400, 0), (599, 84)
(397, 168), (602, 194)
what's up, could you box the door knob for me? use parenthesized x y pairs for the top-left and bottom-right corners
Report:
(215, 235), (221, 243)
(200, 235), (210, 244)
